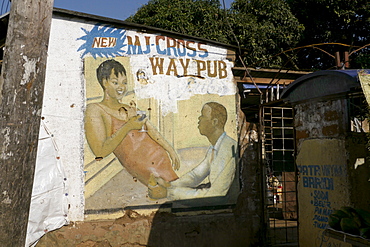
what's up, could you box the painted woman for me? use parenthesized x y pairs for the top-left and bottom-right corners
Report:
(84, 59), (179, 198)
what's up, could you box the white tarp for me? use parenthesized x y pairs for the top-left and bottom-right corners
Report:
(25, 121), (69, 246)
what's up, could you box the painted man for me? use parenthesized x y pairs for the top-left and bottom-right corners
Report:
(166, 102), (238, 200)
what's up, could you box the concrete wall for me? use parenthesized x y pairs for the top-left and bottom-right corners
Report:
(36, 119), (264, 246)
(293, 98), (370, 247)
(33, 11), (265, 246)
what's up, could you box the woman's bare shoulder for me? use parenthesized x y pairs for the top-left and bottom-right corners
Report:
(86, 102), (102, 110)
(85, 102), (106, 117)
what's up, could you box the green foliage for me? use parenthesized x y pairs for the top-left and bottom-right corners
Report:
(126, 0), (370, 70)
(126, 0), (230, 44)
(229, 0), (304, 68)
(126, 0), (304, 69)
(286, 0), (370, 70)
(352, 53), (370, 69)
(329, 207), (370, 237)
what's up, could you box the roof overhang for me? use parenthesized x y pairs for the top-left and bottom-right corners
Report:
(281, 70), (361, 103)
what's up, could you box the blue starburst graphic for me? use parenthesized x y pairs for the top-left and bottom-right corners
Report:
(77, 24), (127, 58)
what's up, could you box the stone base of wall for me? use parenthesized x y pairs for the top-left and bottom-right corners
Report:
(37, 210), (251, 247)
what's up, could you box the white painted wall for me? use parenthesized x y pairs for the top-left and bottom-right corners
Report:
(41, 17), (89, 221)
(35, 14), (236, 223)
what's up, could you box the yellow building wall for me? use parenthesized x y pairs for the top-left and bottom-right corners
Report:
(297, 139), (351, 247)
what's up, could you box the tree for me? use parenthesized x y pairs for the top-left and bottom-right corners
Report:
(229, 0), (304, 68)
(0, 0), (54, 245)
(127, 0), (304, 69)
(126, 0), (231, 44)
(286, 0), (370, 70)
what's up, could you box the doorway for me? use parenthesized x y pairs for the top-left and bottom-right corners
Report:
(262, 106), (298, 246)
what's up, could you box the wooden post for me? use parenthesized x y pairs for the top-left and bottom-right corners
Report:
(0, 0), (54, 245)
(344, 51), (350, 69)
(335, 51), (341, 69)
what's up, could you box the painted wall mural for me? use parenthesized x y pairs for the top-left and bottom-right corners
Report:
(81, 24), (238, 211)
(297, 139), (351, 247)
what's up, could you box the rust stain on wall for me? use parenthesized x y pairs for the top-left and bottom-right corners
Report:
(323, 110), (339, 122)
(322, 124), (340, 136)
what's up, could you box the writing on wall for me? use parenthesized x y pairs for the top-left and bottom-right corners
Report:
(315, 229), (344, 247)
(78, 24), (235, 115)
(298, 165), (346, 190)
(312, 190), (332, 229)
(77, 24), (229, 79)
(298, 164), (346, 229)
(126, 35), (208, 58)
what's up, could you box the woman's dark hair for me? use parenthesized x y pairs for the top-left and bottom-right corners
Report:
(96, 59), (126, 87)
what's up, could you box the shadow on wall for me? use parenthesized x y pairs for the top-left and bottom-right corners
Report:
(144, 142), (264, 247)
(146, 206), (245, 247)
(123, 164), (242, 246)
(347, 133), (370, 210)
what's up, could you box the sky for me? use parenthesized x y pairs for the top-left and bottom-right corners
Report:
(53, 0), (234, 21)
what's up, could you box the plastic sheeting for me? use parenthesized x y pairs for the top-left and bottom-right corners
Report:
(25, 121), (69, 246)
